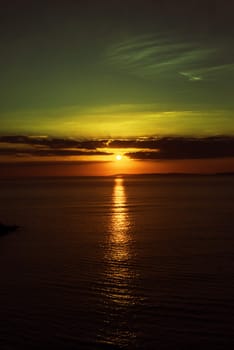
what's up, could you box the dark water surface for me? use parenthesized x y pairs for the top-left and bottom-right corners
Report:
(0, 176), (233, 349)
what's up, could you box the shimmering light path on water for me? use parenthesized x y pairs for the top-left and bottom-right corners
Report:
(0, 176), (233, 349)
(99, 177), (138, 347)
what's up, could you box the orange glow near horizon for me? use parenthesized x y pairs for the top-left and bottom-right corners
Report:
(0, 157), (234, 177)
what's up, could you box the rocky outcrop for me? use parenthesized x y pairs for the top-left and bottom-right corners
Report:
(0, 223), (19, 235)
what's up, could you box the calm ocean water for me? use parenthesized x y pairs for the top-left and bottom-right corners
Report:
(0, 176), (233, 349)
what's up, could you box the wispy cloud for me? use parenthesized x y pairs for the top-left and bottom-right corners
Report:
(106, 34), (234, 81)
(179, 72), (203, 81)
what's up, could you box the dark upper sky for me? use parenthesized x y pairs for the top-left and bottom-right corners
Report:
(0, 0), (234, 138)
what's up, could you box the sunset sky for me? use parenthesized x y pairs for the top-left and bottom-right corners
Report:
(1, 0), (234, 176)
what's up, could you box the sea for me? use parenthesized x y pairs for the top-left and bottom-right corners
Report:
(0, 175), (233, 349)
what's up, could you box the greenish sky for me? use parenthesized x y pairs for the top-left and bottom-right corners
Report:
(1, 0), (234, 137)
(0, 0), (234, 174)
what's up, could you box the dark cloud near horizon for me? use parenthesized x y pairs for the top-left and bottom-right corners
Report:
(0, 136), (106, 150)
(0, 148), (110, 158)
(125, 137), (234, 160)
(1, 135), (234, 160)
(0, 136), (111, 157)
(0, 160), (109, 168)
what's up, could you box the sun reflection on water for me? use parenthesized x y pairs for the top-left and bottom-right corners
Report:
(109, 177), (131, 263)
(100, 177), (137, 347)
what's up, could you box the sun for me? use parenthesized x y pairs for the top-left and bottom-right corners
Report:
(116, 154), (122, 161)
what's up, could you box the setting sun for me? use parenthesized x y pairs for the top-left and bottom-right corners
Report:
(116, 154), (122, 161)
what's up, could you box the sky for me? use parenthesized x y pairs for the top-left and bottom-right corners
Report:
(0, 0), (234, 176)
